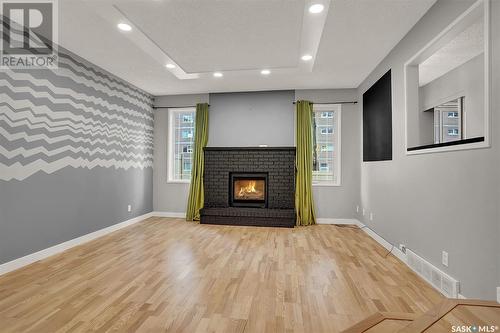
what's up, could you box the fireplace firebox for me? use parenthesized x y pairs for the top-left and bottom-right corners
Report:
(229, 173), (268, 208)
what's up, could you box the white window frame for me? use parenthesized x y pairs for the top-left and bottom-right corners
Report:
(167, 107), (196, 183)
(312, 104), (342, 187)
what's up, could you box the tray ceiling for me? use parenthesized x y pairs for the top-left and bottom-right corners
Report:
(58, 0), (437, 95)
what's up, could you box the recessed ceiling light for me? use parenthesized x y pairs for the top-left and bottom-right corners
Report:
(301, 54), (313, 61)
(261, 69), (271, 75)
(165, 63), (176, 69)
(117, 23), (132, 31)
(308, 3), (324, 14)
(213, 72), (223, 77)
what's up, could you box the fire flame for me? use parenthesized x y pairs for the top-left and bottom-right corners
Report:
(238, 181), (258, 196)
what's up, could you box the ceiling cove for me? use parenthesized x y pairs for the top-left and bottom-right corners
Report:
(87, 0), (331, 80)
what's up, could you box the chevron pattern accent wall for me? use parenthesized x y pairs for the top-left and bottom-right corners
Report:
(0, 44), (155, 265)
(0, 50), (154, 181)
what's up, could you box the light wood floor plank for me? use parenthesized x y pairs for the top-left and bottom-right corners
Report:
(0, 217), (443, 332)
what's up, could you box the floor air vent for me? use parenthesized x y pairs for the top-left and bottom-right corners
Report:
(406, 249), (459, 298)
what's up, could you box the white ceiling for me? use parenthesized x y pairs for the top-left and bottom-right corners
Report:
(59, 0), (437, 96)
(117, 1), (304, 73)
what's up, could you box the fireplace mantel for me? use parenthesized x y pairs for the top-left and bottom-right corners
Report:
(201, 146), (296, 227)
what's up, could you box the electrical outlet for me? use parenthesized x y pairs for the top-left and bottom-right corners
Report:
(442, 251), (449, 267)
(497, 287), (500, 303)
(399, 244), (407, 254)
(356, 205), (360, 213)
(127, 204), (132, 212)
(362, 208), (366, 216)
(369, 212), (374, 221)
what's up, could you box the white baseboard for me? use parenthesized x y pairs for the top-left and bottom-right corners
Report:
(0, 211), (154, 276)
(358, 222), (407, 263)
(354, 219), (465, 298)
(299, 217), (408, 259)
(316, 218), (406, 262)
(316, 218), (362, 225)
(152, 211), (186, 218)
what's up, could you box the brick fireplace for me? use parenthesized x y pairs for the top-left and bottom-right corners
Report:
(200, 147), (296, 227)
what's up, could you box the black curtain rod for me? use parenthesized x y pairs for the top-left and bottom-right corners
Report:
(153, 101), (357, 108)
(292, 101), (357, 105)
(152, 104), (210, 109)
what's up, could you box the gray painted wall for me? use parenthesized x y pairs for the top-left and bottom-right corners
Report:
(496, 0), (500, 299)
(357, 0), (499, 300)
(0, 48), (154, 265)
(153, 94), (209, 214)
(208, 91), (295, 147)
(153, 90), (360, 219)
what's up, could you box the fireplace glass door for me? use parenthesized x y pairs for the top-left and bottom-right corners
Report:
(230, 173), (268, 208)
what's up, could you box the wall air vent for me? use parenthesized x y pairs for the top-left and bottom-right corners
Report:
(406, 249), (460, 298)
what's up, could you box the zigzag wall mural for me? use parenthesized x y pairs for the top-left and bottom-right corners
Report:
(0, 44), (155, 265)
(0, 51), (154, 181)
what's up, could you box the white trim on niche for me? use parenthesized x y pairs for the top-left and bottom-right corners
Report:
(403, 0), (491, 155)
(0, 212), (156, 276)
(406, 140), (487, 155)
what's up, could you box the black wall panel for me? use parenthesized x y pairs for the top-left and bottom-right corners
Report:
(363, 70), (393, 161)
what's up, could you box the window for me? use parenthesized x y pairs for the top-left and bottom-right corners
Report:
(183, 160), (192, 172)
(168, 107), (195, 182)
(320, 127), (333, 134)
(312, 104), (341, 185)
(181, 130), (193, 139)
(431, 97), (464, 143)
(320, 144), (334, 152)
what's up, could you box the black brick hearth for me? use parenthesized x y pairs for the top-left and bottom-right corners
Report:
(200, 147), (296, 227)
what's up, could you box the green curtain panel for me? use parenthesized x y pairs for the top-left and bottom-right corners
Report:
(186, 103), (209, 221)
(295, 100), (316, 226)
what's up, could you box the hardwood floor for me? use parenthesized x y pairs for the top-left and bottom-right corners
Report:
(0, 217), (443, 332)
(340, 312), (418, 333)
(400, 299), (500, 332)
(341, 300), (500, 332)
